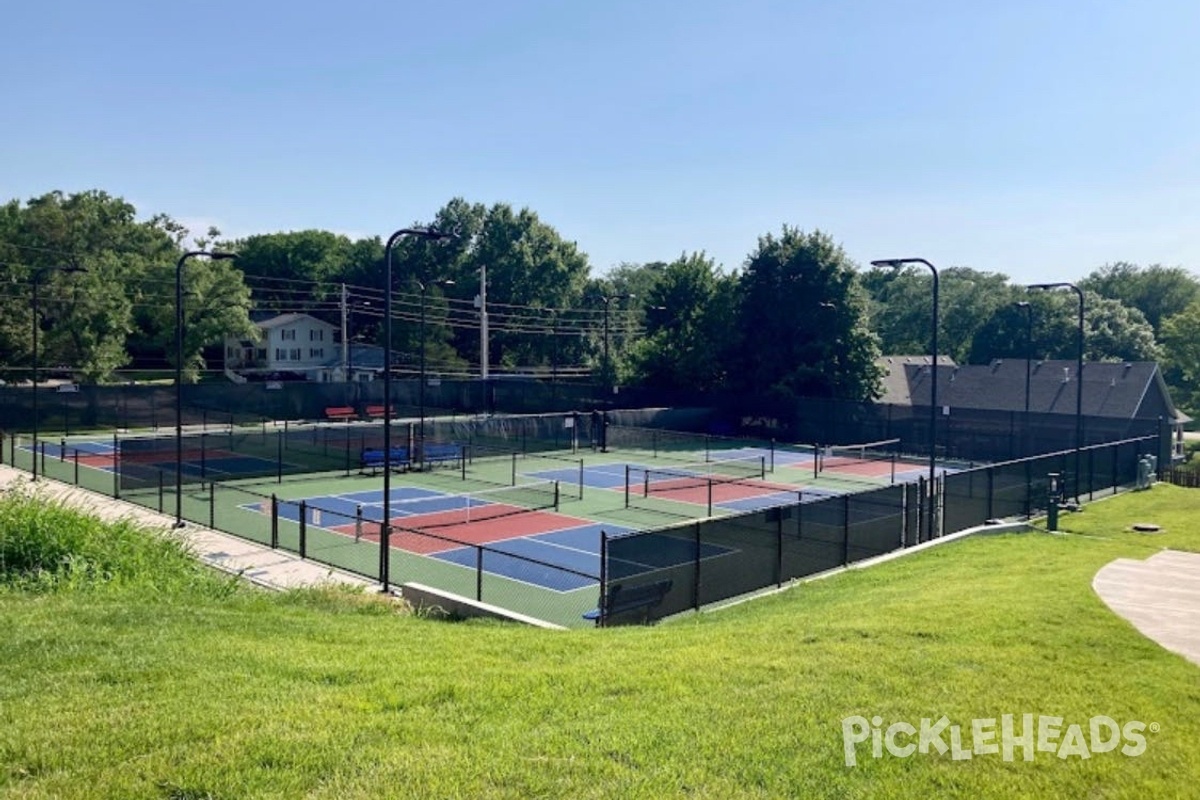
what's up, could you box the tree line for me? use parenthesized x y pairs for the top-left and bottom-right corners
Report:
(3, 189), (1198, 415)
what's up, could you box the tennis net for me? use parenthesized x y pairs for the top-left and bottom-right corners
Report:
(818, 438), (899, 473)
(395, 479), (561, 531)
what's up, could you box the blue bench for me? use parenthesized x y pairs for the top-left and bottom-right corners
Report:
(583, 579), (673, 626)
(360, 447), (410, 474)
(421, 442), (463, 467)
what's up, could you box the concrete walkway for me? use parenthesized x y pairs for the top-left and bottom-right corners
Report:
(1093, 550), (1200, 667)
(0, 464), (380, 593)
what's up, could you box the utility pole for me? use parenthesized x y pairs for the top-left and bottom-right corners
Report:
(477, 264), (489, 380)
(340, 283), (349, 382)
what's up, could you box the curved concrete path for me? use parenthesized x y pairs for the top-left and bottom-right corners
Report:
(1093, 550), (1200, 667)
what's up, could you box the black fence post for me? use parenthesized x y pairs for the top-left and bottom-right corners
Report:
(200, 433), (207, 480)
(0, 430), (5, 466)
(693, 522), (702, 612)
(578, 459), (584, 500)
(598, 531), (609, 628)
(1088, 448), (1095, 501)
(986, 467), (994, 521)
(476, 546), (484, 602)
(511, 452), (517, 486)
(209, 482), (215, 529)
(39, 441), (46, 474)
(299, 500), (307, 558)
(277, 432), (283, 484)
(73, 449), (80, 485)
(1112, 445), (1119, 493)
(157, 470), (164, 513)
(842, 493), (851, 566)
(916, 475), (926, 544)
(776, 507), (784, 588)
(112, 432), (120, 499)
(624, 465), (631, 508)
(270, 494), (279, 549)
(59, 438), (66, 462)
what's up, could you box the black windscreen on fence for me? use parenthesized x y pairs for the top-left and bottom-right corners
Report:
(599, 434), (1159, 626)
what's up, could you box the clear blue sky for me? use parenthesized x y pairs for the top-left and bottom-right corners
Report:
(3, 0), (1198, 283)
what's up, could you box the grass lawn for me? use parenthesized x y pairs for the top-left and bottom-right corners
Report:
(2, 483), (1199, 798)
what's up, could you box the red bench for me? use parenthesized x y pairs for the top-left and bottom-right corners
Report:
(325, 406), (357, 422)
(364, 404), (394, 419)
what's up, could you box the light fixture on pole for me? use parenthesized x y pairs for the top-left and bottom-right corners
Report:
(380, 226), (456, 593)
(1027, 282), (1085, 501)
(871, 258), (940, 541)
(175, 251), (238, 528)
(30, 264), (87, 481)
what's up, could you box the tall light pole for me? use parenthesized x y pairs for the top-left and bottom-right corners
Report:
(30, 265), (86, 481)
(872, 258), (939, 540)
(600, 293), (635, 394)
(380, 226), (455, 593)
(1028, 282), (1085, 501)
(417, 277), (454, 469)
(175, 250), (238, 528)
(1014, 301), (1033, 415)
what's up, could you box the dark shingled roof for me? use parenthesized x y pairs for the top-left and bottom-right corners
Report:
(877, 357), (1187, 423)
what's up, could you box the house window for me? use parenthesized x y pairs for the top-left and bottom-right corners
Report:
(282, 329), (296, 341)
(310, 348), (324, 358)
(276, 348), (286, 361)
(290, 348), (301, 360)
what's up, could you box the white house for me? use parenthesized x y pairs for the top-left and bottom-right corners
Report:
(224, 312), (340, 381)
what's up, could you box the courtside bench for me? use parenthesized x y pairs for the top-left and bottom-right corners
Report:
(325, 406), (357, 422)
(364, 404), (394, 420)
(360, 446), (410, 474)
(583, 579), (673, 626)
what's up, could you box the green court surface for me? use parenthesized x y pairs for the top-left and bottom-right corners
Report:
(4, 430), (920, 628)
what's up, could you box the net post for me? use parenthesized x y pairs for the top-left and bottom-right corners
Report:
(209, 481), (215, 528)
(758, 455), (765, 480)
(624, 464), (631, 509)
(770, 438), (775, 472)
(270, 494), (279, 549)
(59, 438), (66, 462)
(200, 432), (207, 480)
(813, 443), (819, 479)
(476, 546), (484, 601)
(299, 500), (307, 559)
(707, 477), (713, 517)
(73, 449), (80, 485)
(643, 468), (650, 498)
(554, 480), (560, 512)
(511, 452), (517, 486)
(705, 434), (710, 463)
(890, 451), (897, 485)
(355, 505), (364, 542)
(578, 459), (584, 500)
(461, 445), (467, 481)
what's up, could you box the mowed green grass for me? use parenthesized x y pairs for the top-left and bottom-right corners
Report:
(2, 483), (1200, 798)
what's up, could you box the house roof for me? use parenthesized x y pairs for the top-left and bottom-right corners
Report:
(875, 355), (957, 407)
(878, 357), (1187, 422)
(250, 312), (337, 330)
